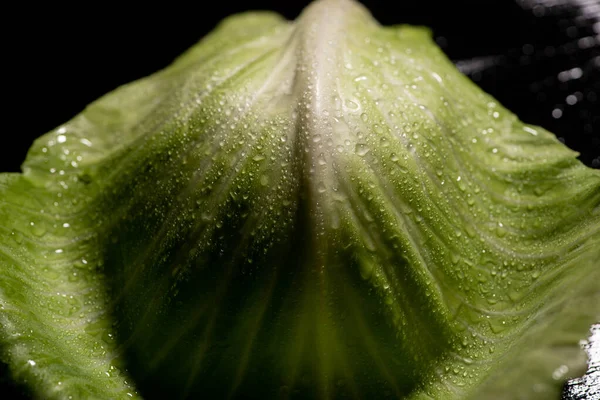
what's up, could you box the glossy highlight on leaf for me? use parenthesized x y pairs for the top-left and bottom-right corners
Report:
(1, 0), (599, 399)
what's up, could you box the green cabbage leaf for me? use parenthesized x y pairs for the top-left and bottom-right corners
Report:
(1, 0), (599, 399)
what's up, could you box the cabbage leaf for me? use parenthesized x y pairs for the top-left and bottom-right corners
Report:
(1, 0), (599, 399)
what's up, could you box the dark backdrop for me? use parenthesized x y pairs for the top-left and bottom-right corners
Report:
(2, 0), (599, 399)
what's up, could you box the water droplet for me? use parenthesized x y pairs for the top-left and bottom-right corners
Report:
(359, 260), (374, 280)
(355, 143), (370, 157)
(102, 332), (115, 345)
(488, 319), (507, 334)
(508, 291), (521, 302)
(30, 222), (46, 237)
(345, 100), (359, 110)
(317, 153), (327, 166)
(495, 223), (507, 238)
(11, 231), (23, 244)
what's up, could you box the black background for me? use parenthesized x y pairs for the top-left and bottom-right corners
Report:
(2, 0), (599, 399)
